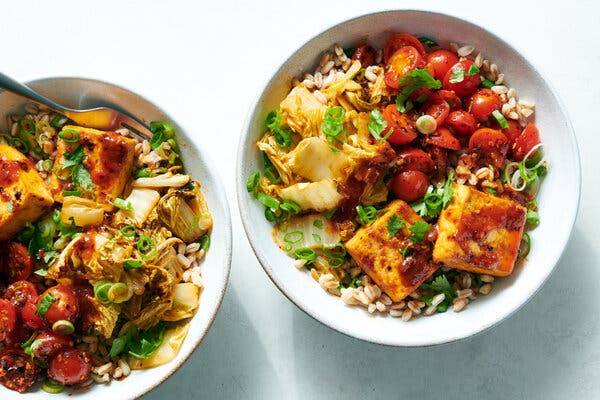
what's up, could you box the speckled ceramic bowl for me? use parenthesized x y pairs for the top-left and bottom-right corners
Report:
(237, 10), (580, 346)
(0, 77), (232, 398)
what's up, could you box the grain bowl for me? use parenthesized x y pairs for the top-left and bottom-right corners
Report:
(237, 10), (580, 346)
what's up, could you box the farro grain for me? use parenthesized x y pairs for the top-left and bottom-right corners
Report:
(424, 305), (437, 316)
(492, 85), (508, 95)
(457, 288), (473, 299)
(453, 298), (468, 312)
(375, 301), (386, 312)
(401, 309), (413, 322)
(390, 301), (406, 310)
(457, 45), (474, 57)
(495, 73), (505, 85)
(432, 293), (446, 307)
(389, 309), (403, 318)
(293, 259), (307, 269)
(480, 274), (494, 283)
(177, 253), (192, 269)
(479, 283), (493, 295)
(367, 303), (376, 313)
(407, 300), (422, 314)
(185, 242), (200, 254)
(310, 268), (319, 282)
(475, 52), (483, 67)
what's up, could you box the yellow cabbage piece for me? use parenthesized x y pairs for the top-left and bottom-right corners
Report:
(287, 137), (353, 182)
(279, 179), (342, 212)
(162, 283), (200, 321)
(60, 196), (104, 226)
(116, 188), (160, 226)
(279, 85), (325, 138)
(273, 214), (341, 253)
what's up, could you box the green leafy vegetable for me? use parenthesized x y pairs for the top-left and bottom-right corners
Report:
(36, 293), (57, 317)
(395, 69), (442, 113)
(492, 110), (509, 129)
(420, 274), (454, 312)
(124, 260), (143, 270)
(387, 214), (405, 239)
(246, 171), (260, 193)
(480, 79), (495, 89)
(418, 36), (438, 47)
(322, 107), (346, 142)
(467, 63), (480, 76)
(409, 221), (431, 242)
(441, 170), (455, 208)
(149, 121), (175, 149)
(313, 219), (323, 229)
(199, 234), (211, 251)
(273, 126), (293, 148)
(127, 322), (166, 359)
(368, 109), (391, 141)
(265, 110), (282, 130)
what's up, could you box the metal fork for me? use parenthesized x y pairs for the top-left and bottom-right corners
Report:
(0, 71), (153, 140)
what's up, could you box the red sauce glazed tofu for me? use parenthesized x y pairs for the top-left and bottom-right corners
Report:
(433, 184), (526, 277)
(345, 199), (438, 302)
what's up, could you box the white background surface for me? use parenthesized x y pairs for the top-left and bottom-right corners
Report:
(1, 1), (598, 399)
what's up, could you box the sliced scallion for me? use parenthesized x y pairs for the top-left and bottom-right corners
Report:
(120, 225), (137, 237)
(294, 247), (317, 262)
(416, 115), (437, 134)
(52, 320), (75, 335)
(492, 110), (509, 129)
(113, 197), (133, 211)
(58, 128), (80, 143)
(283, 230), (304, 244)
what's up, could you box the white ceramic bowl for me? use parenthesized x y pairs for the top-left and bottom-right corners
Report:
(237, 10), (580, 346)
(0, 78), (232, 398)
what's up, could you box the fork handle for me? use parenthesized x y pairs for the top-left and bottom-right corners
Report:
(0, 71), (68, 113)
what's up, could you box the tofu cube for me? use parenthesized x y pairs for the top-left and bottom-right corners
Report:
(49, 126), (136, 210)
(345, 199), (438, 302)
(0, 144), (54, 240)
(433, 184), (526, 277)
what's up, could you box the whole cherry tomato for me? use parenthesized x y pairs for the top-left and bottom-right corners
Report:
(37, 285), (79, 325)
(383, 33), (426, 62)
(499, 119), (523, 146)
(31, 331), (74, 362)
(442, 59), (481, 97)
(4, 280), (38, 311)
(445, 110), (478, 137)
(425, 49), (459, 80)
(390, 170), (429, 202)
(0, 349), (39, 392)
(512, 123), (540, 161)
(396, 148), (435, 175)
(383, 46), (424, 89)
(467, 88), (502, 120)
(48, 348), (92, 386)
(469, 128), (510, 168)
(351, 45), (377, 68)
(381, 104), (418, 145)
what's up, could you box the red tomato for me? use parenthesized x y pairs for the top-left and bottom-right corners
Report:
(409, 88), (433, 102)
(445, 110), (478, 137)
(425, 89), (462, 111)
(351, 45), (377, 68)
(396, 147), (435, 175)
(425, 49), (459, 80)
(442, 60), (481, 97)
(383, 33), (426, 62)
(425, 100), (450, 126)
(383, 46), (424, 89)
(3, 323), (30, 348)
(381, 104), (418, 145)
(427, 127), (461, 150)
(512, 123), (540, 161)
(48, 348), (92, 386)
(31, 331), (74, 361)
(38, 285), (79, 325)
(0, 299), (17, 342)
(0, 349), (39, 393)
(21, 301), (46, 330)
(4, 280), (38, 311)
(4, 242), (33, 283)
(469, 128), (510, 168)
(428, 145), (448, 179)
(467, 89), (502, 120)
(499, 120), (523, 146)
(390, 170), (429, 202)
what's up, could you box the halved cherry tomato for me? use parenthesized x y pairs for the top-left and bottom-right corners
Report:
(31, 331), (74, 362)
(445, 110), (478, 137)
(38, 285), (79, 325)
(469, 128), (509, 168)
(409, 88), (433, 103)
(396, 148), (435, 175)
(442, 59), (481, 97)
(3, 323), (30, 348)
(424, 89), (462, 111)
(4, 281), (38, 311)
(467, 88), (502, 120)
(0, 299), (17, 342)
(428, 145), (448, 179)
(383, 46), (424, 89)
(0, 349), (39, 393)
(21, 300), (46, 330)
(4, 242), (33, 283)
(48, 348), (92, 386)
(425, 100), (450, 126)
(499, 119), (523, 146)
(351, 45), (377, 68)
(381, 104), (418, 145)
(425, 49), (459, 80)
(512, 123), (540, 161)
(427, 127), (461, 150)
(383, 33), (426, 62)
(390, 170), (429, 202)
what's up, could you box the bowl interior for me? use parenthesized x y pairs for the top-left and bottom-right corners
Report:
(237, 10), (580, 346)
(0, 78), (232, 398)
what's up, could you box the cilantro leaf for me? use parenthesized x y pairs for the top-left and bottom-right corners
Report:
(420, 274), (455, 312)
(418, 36), (438, 47)
(449, 66), (465, 83)
(408, 220), (431, 242)
(399, 247), (412, 257)
(368, 110), (392, 141)
(441, 170), (455, 209)
(387, 214), (405, 239)
(411, 200), (429, 218)
(395, 69), (441, 113)
(467, 63), (480, 76)
(72, 164), (94, 191)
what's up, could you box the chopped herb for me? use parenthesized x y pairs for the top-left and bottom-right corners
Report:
(313, 219), (323, 229)
(418, 36), (438, 47)
(127, 322), (166, 359)
(322, 107), (346, 142)
(448, 66), (465, 83)
(322, 208), (337, 219)
(368, 109), (392, 141)
(113, 197), (132, 211)
(256, 192), (280, 210)
(480, 79), (495, 89)
(399, 247), (412, 257)
(420, 274), (454, 312)
(148, 121), (174, 149)
(395, 69), (441, 113)
(283, 230), (304, 244)
(467, 63), (480, 76)
(486, 188), (497, 195)
(294, 247), (317, 262)
(273, 126), (293, 148)
(280, 199), (301, 215)
(36, 293), (57, 317)
(246, 171), (260, 193)
(312, 233), (322, 242)
(199, 234), (211, 251)
(34, 268), (48, 277)
(387, 214), (405, 239)
(356, 205), (379, 225)
(343, 47), (354, 58)
(492, 110), (509, 129)
(441, 170), (455, 208)
(264, 166), (281, 184)
(409, 220), (431, 242)
(265, 110), (282, 130)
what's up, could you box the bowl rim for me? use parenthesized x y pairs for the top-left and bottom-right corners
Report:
(236, 9), (581, 347)
(2, 76), (233, 397)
